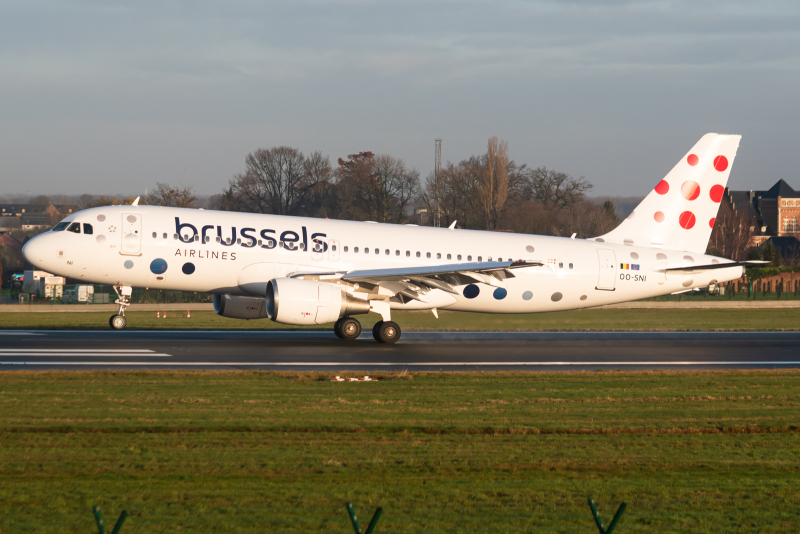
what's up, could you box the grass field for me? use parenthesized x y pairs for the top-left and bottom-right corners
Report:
(1, 370), (798, 533)
(3, 307), (800, 331)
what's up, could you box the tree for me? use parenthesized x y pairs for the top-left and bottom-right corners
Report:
(525, 167), (591, 213)
(707, 201), (754, 260)
(29, 195), (52, 212)
(336, 152), (420, 223)
(145, 183), (196, 208)
(227, 147), (329, 216)
(479, 137), (510, 230)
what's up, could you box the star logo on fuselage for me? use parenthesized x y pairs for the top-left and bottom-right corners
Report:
(108, 225), (117, 233)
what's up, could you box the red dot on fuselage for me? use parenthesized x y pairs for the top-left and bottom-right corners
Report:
(713, 155), (728, 172)
(654, 211), (665, 223)
(654, 180), (669, 195)
(679, 211), (696, 229)
(681, 180), (700, 201)
(709, 217), (716, 228)
(710, 184), (724, 203)
(687, 154), (699, 166)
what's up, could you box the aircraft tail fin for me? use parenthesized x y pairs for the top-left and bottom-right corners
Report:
(596, 133), (742, 253)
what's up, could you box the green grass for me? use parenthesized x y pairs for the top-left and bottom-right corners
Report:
(3, 307), (800, 331)
(0, 370), (799, 533)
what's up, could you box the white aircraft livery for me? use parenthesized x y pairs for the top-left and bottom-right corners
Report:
(22, 133), (761, 343)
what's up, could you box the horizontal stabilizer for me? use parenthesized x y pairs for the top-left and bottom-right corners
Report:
(660, 260), (768, 273)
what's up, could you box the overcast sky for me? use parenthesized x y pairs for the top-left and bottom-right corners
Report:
(1, 0), (799, 197)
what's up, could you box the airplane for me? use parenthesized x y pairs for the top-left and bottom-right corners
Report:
(22, 133), (764, 343)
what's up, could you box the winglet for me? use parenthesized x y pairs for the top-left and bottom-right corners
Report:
(448, 220), (457, 230)
(132, 196), (140, 206)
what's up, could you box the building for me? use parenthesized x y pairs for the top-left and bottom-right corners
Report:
(726, 179), (800, 259)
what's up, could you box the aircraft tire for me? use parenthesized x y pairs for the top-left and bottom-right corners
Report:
(333, 318), (345, 339)
(372, 321), (383, 342)
(109, 314), (127, 330)
(339, 317), (361, 341)
(377, 321), (401, 344)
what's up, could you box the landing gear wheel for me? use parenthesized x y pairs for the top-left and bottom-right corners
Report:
(333, 318), (345, 339)
(339, 317), (361, 341)
(109, 314), (127, 330)
(374, 321), (401, 344)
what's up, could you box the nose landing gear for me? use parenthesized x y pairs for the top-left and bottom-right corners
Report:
(110, 285), (133, 330)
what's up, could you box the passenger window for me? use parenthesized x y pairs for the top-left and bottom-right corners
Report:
(300, 243), (306, 250)
(406, 251), (410, 257)
(237, 238), (242, 245)
(258, 240), (262, 246)
(569, 263), (574, 269)
(194, 235), (199, 241)
(447, 254), (451, 260)
(416, 252), (421, 258)
(215, 236), (220, 243)
(395, 250), (399, 256)
(163, 233), (167, 239)
(385, 249), (389, 255)
(437, 253), (441, 259)
(354, 247), (359, 253)
(67, 222), (81, 233)
(175, 234), (180, 240)
(457, 254), (462, 260)
(426, 252), (431, 258)
(467, 255), (472, 261)
(344, 246), (349, 252)
(375, 248), (379, 255)
(559, 262), (563, 268)
(83, 223), (93, 235)
(478, 256), (482, 262)
(152, 232), (157, 238)
(498, 258), (502, 262)
(332, 245), (337, 251)
(488, 257), (492, 261)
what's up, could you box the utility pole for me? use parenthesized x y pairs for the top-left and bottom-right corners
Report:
(435, 138), (442, 227)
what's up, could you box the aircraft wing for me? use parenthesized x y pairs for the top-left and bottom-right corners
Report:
(292, 260), (542, 303)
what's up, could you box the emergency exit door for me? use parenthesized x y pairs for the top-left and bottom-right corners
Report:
(596, 249), (616, 290)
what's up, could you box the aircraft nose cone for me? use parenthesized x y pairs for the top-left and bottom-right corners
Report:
(22, 234), (49, 267)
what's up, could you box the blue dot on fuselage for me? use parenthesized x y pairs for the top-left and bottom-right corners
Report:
(182, 262), (195, 275)
(463, 284), (480, 299)
(493, 287), (507, 300)
(150, 258), (168, 274)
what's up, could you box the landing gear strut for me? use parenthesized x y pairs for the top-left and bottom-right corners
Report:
(372, 321), (401, 344)
(110, 286), (132, 330)
(334, 316), (362, 340)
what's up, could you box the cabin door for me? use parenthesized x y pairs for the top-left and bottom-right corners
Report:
(596, 249), (616, 290)
(121, 213), (142, 255)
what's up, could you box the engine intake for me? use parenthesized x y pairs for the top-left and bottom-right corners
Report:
(266, 278), (370, 325)
(213, 294), (269, 320)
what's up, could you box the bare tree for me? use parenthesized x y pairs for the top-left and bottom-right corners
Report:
(336, 152), (419, 223)
(707, 201), (754, 260)
(145, 183), (197, 208)
(479, 137), (509, 230)
(525, 167), (592, 213)
(227, 147), (326, 216)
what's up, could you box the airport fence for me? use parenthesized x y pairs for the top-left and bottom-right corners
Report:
(89, 498), (626, 533)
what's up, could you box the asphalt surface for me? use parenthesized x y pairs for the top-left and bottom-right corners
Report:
(1, 330), (799, 370)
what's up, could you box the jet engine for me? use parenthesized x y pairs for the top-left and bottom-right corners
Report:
(213, 294), (269, 320)
(265, 278), (371, 326)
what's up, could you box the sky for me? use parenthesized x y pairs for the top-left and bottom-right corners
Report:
(1, 0), (799, 198)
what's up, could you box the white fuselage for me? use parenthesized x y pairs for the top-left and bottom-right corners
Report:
(22, 205), (743, 314)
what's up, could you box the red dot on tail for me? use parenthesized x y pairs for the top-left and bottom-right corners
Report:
(654, 180), (669, 195)
(710, 184), (724, 203)
(654, 211), (665, 223)
(679, 211), (696, 229)
(687, 154), (699, 166)
(681, 180), (700, 201)
(709, 217), (716, 228)
(713, 155), (728, 172)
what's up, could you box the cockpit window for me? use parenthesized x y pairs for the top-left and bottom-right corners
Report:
(67, 222), (81, 234)
(52, 222), (70, 232)
(83, 223), (93, 235)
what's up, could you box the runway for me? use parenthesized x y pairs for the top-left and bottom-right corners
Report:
(1, 330), (799, 370)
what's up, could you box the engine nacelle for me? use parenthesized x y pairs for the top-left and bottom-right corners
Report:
(265, 278), (371, 325)
(213, 294), (269, 320)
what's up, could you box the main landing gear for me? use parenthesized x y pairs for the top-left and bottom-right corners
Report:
(333, 317), (402, 344)
(109, 285), (132, 330)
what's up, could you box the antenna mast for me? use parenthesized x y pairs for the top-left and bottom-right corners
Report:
(434, 138), (442, 227)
